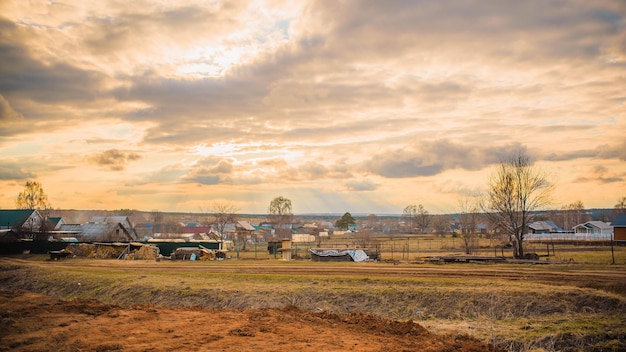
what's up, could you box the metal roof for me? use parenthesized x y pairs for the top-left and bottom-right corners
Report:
(573, 221), (613, 230)
(0, 209), (40, 228)
(237, 220), (255, 231)
(612, 214), (626, 227)
(528, 220), (560, 231)
(79, 223), (133, 241)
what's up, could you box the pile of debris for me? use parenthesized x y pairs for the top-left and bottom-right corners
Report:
(60, 243), (159, 260)
(170, 245), (226, 260)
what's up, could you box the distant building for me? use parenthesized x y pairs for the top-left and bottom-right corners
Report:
(47, 217), (66, 230)
(527, 220), (561, 234)
(612, 214), (626, 242)
(0, 209), (44, 232)
(573, 221), (613, 237)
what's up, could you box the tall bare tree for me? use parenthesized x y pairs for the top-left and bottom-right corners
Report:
(614, 196), (626, 215)
(431, 214), (451, 237)
(211, 202), (239, 241)
(482, 149), (553, 258)
(402, 204), (431, 233)
(416, 204), (431, 233)
(402, 205), (418, 232)
(367, 214), (379, 232)
(458, 198), (479, 255)
(268, 196), (293, 239)
(149, 209), (163, 234)
(557, 200), (587, 230)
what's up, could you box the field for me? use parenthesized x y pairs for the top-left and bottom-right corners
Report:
(1, 248), (625, 352)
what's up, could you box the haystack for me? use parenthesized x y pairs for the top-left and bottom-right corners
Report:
(125, 244), (159, 260)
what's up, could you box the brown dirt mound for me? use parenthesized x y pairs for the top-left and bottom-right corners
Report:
(0, 292), (500, 352)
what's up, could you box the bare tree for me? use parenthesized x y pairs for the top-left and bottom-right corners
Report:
(557, 200), (587, 230)
(366, 214), (379, 232)
(402, 205), (418, 233)
(211, 202), (239, 241)
(268, 196), (293, 239)
(431, 214), (451, 237)
(416, 204), (431, 233)
(458, 198), (479, 255)
(614, 196), (626, 215)
(149, 209), (164, 234)
(482, 149), (553, 258)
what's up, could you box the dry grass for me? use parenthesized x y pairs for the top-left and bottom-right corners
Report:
(1, 257), (624, 351)
(232, 235), (626, 264)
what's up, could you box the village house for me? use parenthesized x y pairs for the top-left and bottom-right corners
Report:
(527, 220), (561, 234)
(573, 221), (613, 239)
(0, 209), (54, 241)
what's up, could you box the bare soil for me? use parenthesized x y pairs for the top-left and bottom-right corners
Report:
(2, 257), (625, 351)
(0, 292), (498, 352)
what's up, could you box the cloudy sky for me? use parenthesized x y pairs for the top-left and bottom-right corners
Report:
(1, 0), (625, 215)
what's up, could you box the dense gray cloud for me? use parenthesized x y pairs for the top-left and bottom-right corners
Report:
(0, 163), (35, 180)
(127, 165), (188, 186)
(81, 3), (252, 57)
(3, 1), (624, 146)
(88, 149), (141, 171)
(365, 141), (521, 178)
(183, 156), (234, 185)
(310, 0), (625, 62)
(573, 165), (624, 184)
(0, 0), (624, 211)
(0, 94), (23, 121)
(0, 39), (107, 104)
(544, 141), (626, 162)
(345, 179), (379, 192)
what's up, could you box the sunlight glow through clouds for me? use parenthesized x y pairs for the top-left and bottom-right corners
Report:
(1, 0), (625, 214)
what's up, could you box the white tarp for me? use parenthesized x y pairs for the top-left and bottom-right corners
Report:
(309, 249), (369, 262)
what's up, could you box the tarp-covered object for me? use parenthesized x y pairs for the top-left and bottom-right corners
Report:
(309, 249), (369, 262)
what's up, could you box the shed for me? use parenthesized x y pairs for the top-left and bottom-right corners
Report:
(612, 214), (626, 242)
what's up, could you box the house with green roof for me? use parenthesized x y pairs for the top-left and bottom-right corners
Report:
(47, 217), (66, 231)
(0, 209), (44, 232)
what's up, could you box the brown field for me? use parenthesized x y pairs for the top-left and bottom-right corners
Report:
(1, 255), (625, 351)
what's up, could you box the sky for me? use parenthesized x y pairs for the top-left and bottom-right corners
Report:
(1, 0), (625, 215)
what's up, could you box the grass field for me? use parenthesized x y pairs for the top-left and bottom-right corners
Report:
(233, 234), (626, 265)
(1, 251), (625, 351)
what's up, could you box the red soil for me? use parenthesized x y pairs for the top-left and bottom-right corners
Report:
(0, 292), (500, 352)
